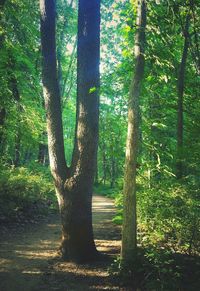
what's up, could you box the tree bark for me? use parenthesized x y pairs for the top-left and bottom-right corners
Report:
(40, 0), (100, 263)
(121, 0), (146, 266)
(0, 0), (6, 45)
(0, 0), (6, 148)
(0, 107), (6, 152)
(110, 157), (115, 188)
(176, 13), (190, 179)
(10, 74), (21, 167)
(38, 133), (48, 165)
(102, 144), (107, 185)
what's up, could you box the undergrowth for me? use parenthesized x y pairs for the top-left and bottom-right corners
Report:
(95, 177), (200, 290)
(110, 247), (200, 290)
(0, 163), (56, 224)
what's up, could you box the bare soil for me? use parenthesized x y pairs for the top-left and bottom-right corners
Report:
(0, 195), (123, 291)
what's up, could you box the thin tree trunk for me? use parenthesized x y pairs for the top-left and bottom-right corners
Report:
(0, 0), (6, 148)
(110, 157), (115, 188)
(0, 0), (6, 47)
(38, 141), (48, 165)
(94, 149), (99, 185)
(14, 133), (21, 167)
(10, 72), (21, 167)
(121, 0), (146, 266)
(57, 0), (75, 95)
(102, 144), (107, 185)
(176, 13), (190, 179)
(61, 38), (77, 100)
(40, 0), (100, 263)
(0, 108), (6, 153)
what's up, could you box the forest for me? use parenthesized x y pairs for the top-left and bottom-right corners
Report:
(0, 0), (200, 290)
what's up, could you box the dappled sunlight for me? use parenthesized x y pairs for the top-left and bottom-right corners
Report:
(21, 270), (42, 274)
(14, 249), (56, 260)
(95, 239), (120, 254)
(92, 201), (114, 207)
(0, 214), (60, 281)
(0, 196), (121, 290)
(92, 207), (114, 212)
(53, 261), (109, 278)
(0, 258), (13, 270)
(92, 196), (121, 243)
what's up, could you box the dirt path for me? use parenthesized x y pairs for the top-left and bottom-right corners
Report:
(0, 196), (121, 291)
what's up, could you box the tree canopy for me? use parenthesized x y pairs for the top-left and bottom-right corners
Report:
(0, 0), (200, 288)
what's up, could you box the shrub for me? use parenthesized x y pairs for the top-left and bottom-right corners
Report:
(0, 164), (56, 223)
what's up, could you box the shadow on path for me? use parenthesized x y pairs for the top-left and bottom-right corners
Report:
(0, 195), (121, 291)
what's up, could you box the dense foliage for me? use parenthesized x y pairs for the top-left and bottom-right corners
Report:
(0, 0), (200, 288)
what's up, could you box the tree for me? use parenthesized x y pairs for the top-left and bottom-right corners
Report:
(40, 0), (100, 263)
(0, 0), (6, 148)
(121, 0), (146, 266)
(176, 12), (190, 179)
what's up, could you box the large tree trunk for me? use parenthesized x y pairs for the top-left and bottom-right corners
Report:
(40, 0), (100, 263)
(121, 0), (146, 266)
(176, 13), (190, 179)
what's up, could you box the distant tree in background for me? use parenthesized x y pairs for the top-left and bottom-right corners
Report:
(176, 11), (190, 179)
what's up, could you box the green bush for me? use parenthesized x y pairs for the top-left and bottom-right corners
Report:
(0, 164), (56, 223)
(137, 180), (200, 254)
(107, 177), (200, 255)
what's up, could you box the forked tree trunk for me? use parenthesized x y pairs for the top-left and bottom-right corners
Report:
(121, 0), (146, 266)
(40, 0), (100, 263)
(176, 13), (190, 179)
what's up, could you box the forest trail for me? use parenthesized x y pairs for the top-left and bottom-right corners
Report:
(0, 195), (121, 291)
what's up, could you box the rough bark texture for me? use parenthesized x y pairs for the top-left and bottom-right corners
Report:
(61, 0), (100, 263)
(121, 0), (146, 266)
(40, 0), (100, 263)
(40, 0), (67, 185)
(176, 13), (190, 179)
